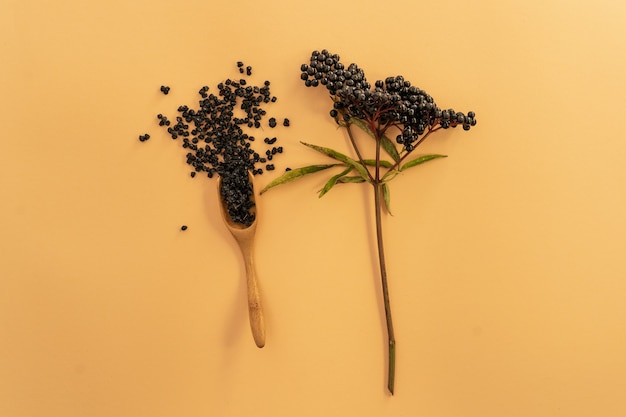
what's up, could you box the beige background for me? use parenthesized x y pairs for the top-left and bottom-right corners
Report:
(2, 0), (626, 416)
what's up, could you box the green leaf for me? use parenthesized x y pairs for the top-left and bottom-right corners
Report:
(319, 166), (352, 198)
(363, 159), (394, 169)
(382, 183), (392, 215)
(381, 138), (401, 163)
(349, 117), (373, 136)
(337, 176), (367, 184)
(300, 142), (371, 182)
(260, 164), (340, 194)
(400, 154), (448, 171)
(350, 118), (400, 162)
(381, 169), (400, 182)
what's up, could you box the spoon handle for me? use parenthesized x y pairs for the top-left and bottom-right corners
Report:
(242, 247), (265, 348)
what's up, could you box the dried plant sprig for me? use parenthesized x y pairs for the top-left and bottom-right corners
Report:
(262, 49), (476, 394)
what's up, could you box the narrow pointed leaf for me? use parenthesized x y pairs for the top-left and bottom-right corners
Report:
(363, 159), (394, 169)
(260, 164), (340, 194)
(301, 141), (370, 182)
(381, 169), (400, 182)
(349, 117), (375, 137)
(400, 154), (447, 171)
(382, 183), (392, 215)
(381, 135), (401, 164)
(350, 117), (401, 162)
(337, 176), (367, 184)
(319, 166), (352, 198)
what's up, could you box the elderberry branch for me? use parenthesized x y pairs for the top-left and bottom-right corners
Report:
(280, 49), (477, 394)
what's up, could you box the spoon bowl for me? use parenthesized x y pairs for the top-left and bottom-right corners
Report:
(217, 171), (265, 348)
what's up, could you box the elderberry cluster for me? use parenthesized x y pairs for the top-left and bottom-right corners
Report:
(300, 49), (476, 151)
(150, 63), (288, 226)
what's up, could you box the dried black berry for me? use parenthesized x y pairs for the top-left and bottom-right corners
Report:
(181, 225), (188, 231)
(160, 86), (170, 95)
(151, 62), (288, 226)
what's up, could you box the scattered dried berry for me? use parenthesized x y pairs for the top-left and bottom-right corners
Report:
(152, 62), (290, 226)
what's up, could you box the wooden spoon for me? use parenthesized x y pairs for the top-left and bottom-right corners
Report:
(217, 172), (265, 348)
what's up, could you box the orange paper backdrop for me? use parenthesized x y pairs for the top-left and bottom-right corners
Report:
(2, 0), (626, 416)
